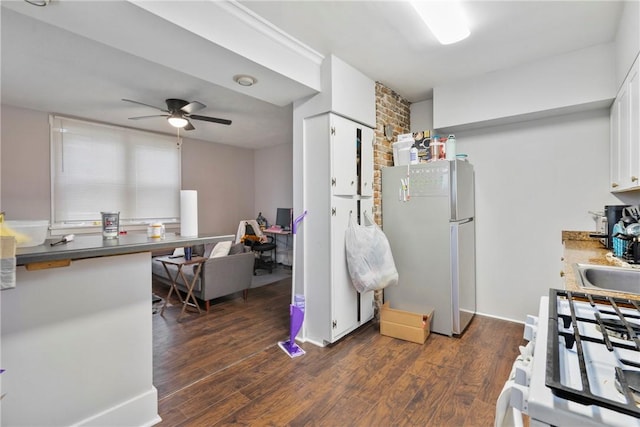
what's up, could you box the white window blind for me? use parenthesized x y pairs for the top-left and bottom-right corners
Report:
(50, 115), (181, 226)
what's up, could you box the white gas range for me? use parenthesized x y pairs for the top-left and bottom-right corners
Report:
(497, 289), (640, 427)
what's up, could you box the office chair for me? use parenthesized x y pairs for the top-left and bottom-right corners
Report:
(236, 220), (276, 275)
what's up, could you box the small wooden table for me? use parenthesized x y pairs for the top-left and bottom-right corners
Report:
(156, 255), (207, 321)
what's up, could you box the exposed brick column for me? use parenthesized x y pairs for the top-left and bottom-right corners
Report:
(372, 82), (410, 319)
(374, 82), (410, 224)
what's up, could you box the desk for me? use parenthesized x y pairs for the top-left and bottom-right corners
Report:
(157, 255), (207, 321)
(263, 228), (292, 267)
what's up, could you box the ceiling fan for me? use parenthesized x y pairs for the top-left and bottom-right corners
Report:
(122, 98), (232, 130)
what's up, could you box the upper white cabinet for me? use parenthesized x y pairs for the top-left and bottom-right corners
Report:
(331, 114), (374, 197)
(322, 56), (376, 128)
(610, 55), (639, 192)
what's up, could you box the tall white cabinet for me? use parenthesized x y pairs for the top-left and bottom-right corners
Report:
(302, 113), (375, 345)
(293, 55), (376, 347)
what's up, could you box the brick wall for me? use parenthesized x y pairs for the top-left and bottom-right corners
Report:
(372, 82), (410, 318)
(373, 82), (410, 226)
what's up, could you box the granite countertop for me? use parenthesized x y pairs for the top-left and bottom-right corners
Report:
(15, 232), (234, 266)
(562, 231), (640, 301)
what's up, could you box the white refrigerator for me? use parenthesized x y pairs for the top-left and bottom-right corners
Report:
(382, 160), (476, 336)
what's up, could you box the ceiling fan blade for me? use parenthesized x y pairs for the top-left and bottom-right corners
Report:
(122, 98), (168, 113)
(189, 114), (232, 125)
(184, 120), (195, 131)
(128, 114), (168, 120)
(180, 101), (206, 114)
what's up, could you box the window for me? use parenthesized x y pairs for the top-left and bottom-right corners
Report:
(50, 115), (181, 229)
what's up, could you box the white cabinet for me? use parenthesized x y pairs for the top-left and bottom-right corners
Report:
(630, 59), (640, 186)
(610, 55), (640, 192)
(302, 112), (375, 345)
(330, 197), (358, 338)
(331, 114), (374, 197)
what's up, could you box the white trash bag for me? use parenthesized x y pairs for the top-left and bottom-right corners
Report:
(345, 213), (398, 293)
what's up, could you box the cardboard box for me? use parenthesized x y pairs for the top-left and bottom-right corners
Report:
(380, 302), (433, 344)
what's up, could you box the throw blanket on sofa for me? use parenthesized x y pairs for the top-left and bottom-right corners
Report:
(235, 219), (267, 244)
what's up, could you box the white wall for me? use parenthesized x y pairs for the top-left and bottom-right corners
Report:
(180, 137), (256, 235)
(410, 99), (433, 133)
(433, 43), (616, 130)
(455, 109), (639, 322)
(0, 106), (51, 219)
(253, 141), (293, 227)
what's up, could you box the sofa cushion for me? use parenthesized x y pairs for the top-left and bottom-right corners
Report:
(210, 241), (232, 258)
(228, 242), (246, 255)
(173, 247), (184, 256)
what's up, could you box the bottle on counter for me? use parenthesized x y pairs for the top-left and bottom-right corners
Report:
(409, 145), (419, 164)
(446, 134), (457, 160)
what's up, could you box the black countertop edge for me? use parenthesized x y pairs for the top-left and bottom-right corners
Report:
(15, 233), (235, 266)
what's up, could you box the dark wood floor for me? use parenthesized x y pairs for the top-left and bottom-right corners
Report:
(152, 278), (525, 426)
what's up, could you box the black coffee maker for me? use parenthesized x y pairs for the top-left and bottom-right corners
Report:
(631, 238), (640, 264)
(604, 205), (629, 249)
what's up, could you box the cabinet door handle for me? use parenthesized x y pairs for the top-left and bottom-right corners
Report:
(560, 271), (565, 278)
(632, 176), (638, 183)
(612, 182), (619, 188)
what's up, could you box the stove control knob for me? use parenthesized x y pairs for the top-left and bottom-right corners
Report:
(510, 384), (529, 415)
(523, 315), (538, 342)
(514, 362), (531, 386)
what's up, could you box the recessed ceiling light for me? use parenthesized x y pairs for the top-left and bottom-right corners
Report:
(411, 1), (470, 45)
(234, 75), (257, 87)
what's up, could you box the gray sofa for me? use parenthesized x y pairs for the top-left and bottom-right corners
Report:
(152, 242), (255, 311)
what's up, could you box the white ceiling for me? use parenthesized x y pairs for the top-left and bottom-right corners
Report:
(0, 0), (624, 149)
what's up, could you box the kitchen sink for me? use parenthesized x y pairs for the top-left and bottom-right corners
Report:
(573, 263), (640, 295)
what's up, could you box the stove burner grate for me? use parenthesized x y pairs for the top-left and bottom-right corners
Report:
(546, 289), (640, 418)
(615, 369), (640, 405)
(596, 317), (640, 341)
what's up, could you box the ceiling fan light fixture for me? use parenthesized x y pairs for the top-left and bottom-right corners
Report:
(234, 74), (257, 87)
(167, 113), (188, 128)
(410, 0), (470, 45)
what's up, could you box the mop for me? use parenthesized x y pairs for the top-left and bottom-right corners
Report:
(278, 210), (307, 358)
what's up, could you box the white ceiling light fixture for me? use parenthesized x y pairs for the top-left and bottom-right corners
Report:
(234, 74), (257, 87)
(411, 0), (470, 45)
(167, 112), (188, 128)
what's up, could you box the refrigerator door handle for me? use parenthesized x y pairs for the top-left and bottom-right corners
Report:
(454, 218), (474, 225)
